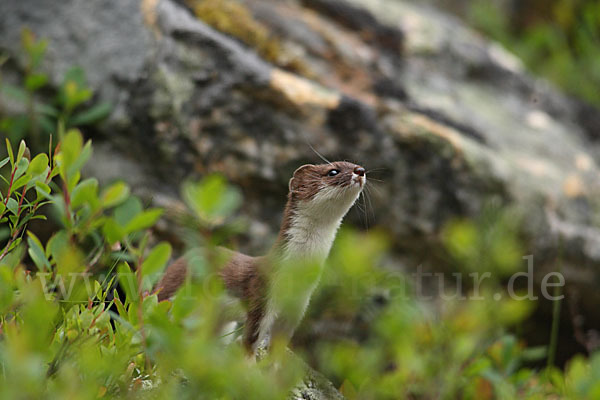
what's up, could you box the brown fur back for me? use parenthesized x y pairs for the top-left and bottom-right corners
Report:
(155, 257), (189, 302)
(154, 248), (268, 352)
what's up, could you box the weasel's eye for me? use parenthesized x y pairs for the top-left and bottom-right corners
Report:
(327, 169), (340, 177)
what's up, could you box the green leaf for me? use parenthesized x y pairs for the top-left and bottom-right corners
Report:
(128, 301), (139, 325)
(71, 178), (99, 209)
(102, 276), (116, 301)
(60, 67), (93, 112)
(141, 242), (171, 287)
(67, 140), (92, 179)
(67, 170), (80, 194)
(22, 30), (48, 70)
(12, 173), (32, 192)
(142, 294), (158, 316)
(50, 194), (67, 225)
(443, 219), (478, 265)
(113, 292), (128, 319)
(0, 202), (5, 216)
(27, 231), (51, 271)
(25, 73), (48, 91)
(1, 84), (28, 104)
(46, 230), (68, 260)
(5, 138), (14, 167)
(16, 209), (37, 230)
(28, 153), (49, 176)
(182, 175), (242, 225)
(34, 181), (52, 200)
(521, 345), (547, 362)
(58, 129), (82, 180)
(102, 218), (124, 245)
(49, 165), (60, 180)
(101, 182), (130, 208)
(16, 140), (26, 164)
(117, 262), (138, 303)
(6, 198), (18, 216)
(36, 103), (59, 117)
(14, 157), (29, 181)
(69, 102), (112, 126)
(124, 208), (163, 234)
(63, 66), (87, 87)
(0, 156), (9, 170)
(7, 237), (22, 253)
(114, 196), (142, 227)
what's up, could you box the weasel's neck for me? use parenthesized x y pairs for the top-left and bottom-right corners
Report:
(272, 196), (356, 264)
(281, 210), (342, 263)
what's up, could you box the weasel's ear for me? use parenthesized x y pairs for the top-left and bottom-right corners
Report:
(289, 164), (313, 192)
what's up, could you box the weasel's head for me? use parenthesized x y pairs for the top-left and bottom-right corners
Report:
(288, 161), (365, 214)
(276, 161), (365, 257)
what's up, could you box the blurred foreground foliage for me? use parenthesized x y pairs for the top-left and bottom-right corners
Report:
(0, 132), (302, 399)
(0, 135), (599, 399)
(468, 0), (600, 107)
(1, 28), (599, 400)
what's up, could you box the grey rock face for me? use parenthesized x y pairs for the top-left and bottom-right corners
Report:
(2, 0), (600, 364)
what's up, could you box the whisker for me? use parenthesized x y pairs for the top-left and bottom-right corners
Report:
(307, 142), (332, 164)
(366, 168), (388, 173)
(366, 177), (385, 183)
(363, 185), (376, 223)
(362, 190), (370, 230)
(365, 181), (384, 196)
(355, 196), (366, 213)
(356, 190), (368, 229)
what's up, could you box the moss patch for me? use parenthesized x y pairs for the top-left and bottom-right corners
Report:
(188, 0), (309, 75)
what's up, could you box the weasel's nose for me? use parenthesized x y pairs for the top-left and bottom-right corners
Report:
(354, 166), (365, 176)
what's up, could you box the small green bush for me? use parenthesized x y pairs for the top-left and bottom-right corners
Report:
(0, 133), (304, 399)
(468, 0), (600, 107)
(0, 29), (111, 149)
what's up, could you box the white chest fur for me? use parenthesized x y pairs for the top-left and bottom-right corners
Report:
(254, 184), (361, 352)
(283, 183), (360, 261)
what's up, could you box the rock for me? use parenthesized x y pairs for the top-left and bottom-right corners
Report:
(2, 0), (600, 363)
(291, 361), (346, 400)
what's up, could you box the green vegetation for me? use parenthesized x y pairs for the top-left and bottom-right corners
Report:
(1, 133), (600, 398)
(468, 0), (600, 107)
(0, 132), (304, 399)
(1, 26), (600, 400)
(0, 29), (110, 150)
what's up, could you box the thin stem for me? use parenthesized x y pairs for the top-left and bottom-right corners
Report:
(0, 223), (25, 263)
(16, 185), (27, 217)
(0, 163), (53, 263)
(0, 163), (17, 220)
(547, 238), (564, 369)
(547, 285), (562, 368)
(135, 242), (151, 372)
(62, 180), (72, 226)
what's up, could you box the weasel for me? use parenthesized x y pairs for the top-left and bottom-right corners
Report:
(155, 161), (366, 353)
